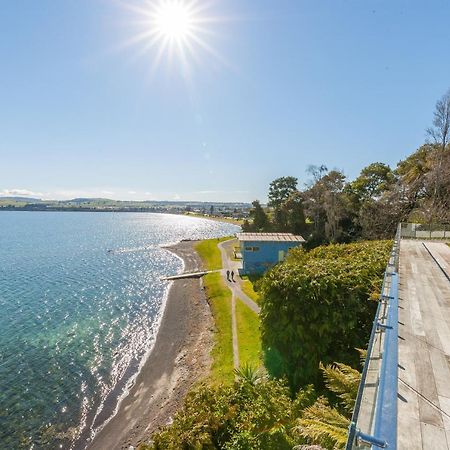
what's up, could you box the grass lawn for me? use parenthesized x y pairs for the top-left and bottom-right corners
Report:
(240, 275), (261, 304)
(195, 237), (262, 384)
(184, 212), (244, 226)
(203, 272), (234, 385)
(195, 237), (232, 271)
(236, 298), (261, 369)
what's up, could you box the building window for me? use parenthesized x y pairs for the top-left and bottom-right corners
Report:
(245, 246), (260, 252)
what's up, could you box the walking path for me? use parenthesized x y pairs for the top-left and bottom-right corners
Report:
(218, 239), (261, 314)
(217, 238), (261, 374)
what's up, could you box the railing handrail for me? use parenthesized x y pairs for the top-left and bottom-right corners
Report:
(346, 225), (400, 449)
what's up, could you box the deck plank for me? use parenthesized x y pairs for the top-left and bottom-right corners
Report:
(398, 240), (450, 449)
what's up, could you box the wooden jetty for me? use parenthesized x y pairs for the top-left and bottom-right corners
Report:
(161, 270), (218, 281)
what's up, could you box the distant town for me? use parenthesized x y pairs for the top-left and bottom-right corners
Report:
(0, 196), (251, 222)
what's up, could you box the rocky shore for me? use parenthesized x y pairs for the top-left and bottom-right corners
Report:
(87, 240), (213, 450)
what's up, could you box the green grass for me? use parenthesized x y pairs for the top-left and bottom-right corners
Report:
(203, 272), (234, 385)
(184, 212), (244, 226)
(195, 237), (232, 271)
(240, 275), (261, 304)
(236, 298), (262, 368)
(196, 237), (263, 384)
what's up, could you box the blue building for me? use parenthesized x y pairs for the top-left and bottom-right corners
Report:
(237, 233), (305, 275)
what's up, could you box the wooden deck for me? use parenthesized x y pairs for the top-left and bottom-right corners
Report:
(398, 240), (450, 449)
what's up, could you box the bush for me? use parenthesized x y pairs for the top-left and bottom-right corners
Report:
(141, 375), (312, 450)
(259, 240), (391, 391)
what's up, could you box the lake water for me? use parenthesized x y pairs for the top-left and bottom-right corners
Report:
(0, 212), (239, 449)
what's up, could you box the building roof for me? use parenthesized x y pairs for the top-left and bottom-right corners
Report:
(236, 232), (306, 243)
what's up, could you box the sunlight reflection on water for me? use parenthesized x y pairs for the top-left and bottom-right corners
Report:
(0, 212), (239, 449)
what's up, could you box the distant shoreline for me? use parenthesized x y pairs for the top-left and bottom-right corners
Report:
(0, 208), (244, 225)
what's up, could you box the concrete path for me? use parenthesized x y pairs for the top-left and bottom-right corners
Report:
(217, 238), (260, 375)
(218, 239), (261, 315)
(398, 240), (450, 450)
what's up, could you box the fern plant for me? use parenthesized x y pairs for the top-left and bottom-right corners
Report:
(320, 362), (360, 413)
(296, 397), (349, 449)
(294, 361), (361, 450)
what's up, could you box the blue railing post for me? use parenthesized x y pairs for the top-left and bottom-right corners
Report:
(346, 229), (400, 449)
(373, 272), (398, 448)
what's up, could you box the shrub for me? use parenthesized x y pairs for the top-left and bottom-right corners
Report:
(259, 240), (391, 391)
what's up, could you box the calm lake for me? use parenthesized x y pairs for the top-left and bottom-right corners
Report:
(0, 211), (239, 449)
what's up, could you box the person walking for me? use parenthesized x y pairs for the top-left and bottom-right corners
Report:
(231, 270), (235, 282)
(226, 270), (230, 281)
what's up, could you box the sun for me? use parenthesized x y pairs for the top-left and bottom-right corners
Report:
(153, 1), (194, 41)
(119, 0), (227, 74)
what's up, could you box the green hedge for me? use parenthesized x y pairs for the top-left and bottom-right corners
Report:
(259, 240), (391, 391)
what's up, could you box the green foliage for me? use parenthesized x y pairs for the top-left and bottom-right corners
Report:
(295, 397), (349, 450)
(195, 237), (231, 271)
(294, 362), (360, 450)
(268, 176), (298, 208)
(234, 363), (263, 385)
(143, 378), (301, 450)
(140, 360), (360, 450)
(284, 191), (308, 235)
(248, 200), (270, 231)
(350, 162), (395, 201)
(259, 240), (391, 391)
(246, 89), (450, 242)
(246, 180), (308, 236)
(319, 363), (360, 413)
(240, 276), (260, 303)
(302, 169), (356, 244)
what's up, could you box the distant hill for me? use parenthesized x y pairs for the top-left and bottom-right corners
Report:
(0, 197), (251, 218)
(0, 196), (42, 202)
(61, 198), (113, 204)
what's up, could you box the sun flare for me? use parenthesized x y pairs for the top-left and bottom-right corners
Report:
(153, 2), (194, 41)
(120, 0), (228, 74)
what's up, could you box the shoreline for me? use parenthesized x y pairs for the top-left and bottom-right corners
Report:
(85, 240), (214, 450)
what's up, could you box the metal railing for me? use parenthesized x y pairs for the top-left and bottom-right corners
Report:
(346, 226), (400, 449)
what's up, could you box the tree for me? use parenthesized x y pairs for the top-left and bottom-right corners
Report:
(284, 191), (308, 236)
(426, 89), (450, 214)
(351, 162), (395, 201)
(306, 165), (328, 185)
(395, 143), (450, 223)
(302, 170), (352, 243)
(321, 171), (348, 242)
(268, 177), (298, 208)
(249, 200), (270, 231)
(427, 89), (450, 152)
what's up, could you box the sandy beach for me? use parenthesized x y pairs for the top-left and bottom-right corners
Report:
(86, 240), (213, 450)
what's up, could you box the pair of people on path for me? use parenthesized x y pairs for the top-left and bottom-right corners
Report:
(226, 270), (235, 282)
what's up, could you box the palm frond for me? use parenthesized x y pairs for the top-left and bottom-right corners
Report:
(355, 348), (367, 367)
(295, 397), (349, 450)
(320, 363), (361, 413)
(234, 363), (265, 385)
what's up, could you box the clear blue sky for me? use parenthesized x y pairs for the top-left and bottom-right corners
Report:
(1, 0), (449, 202)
